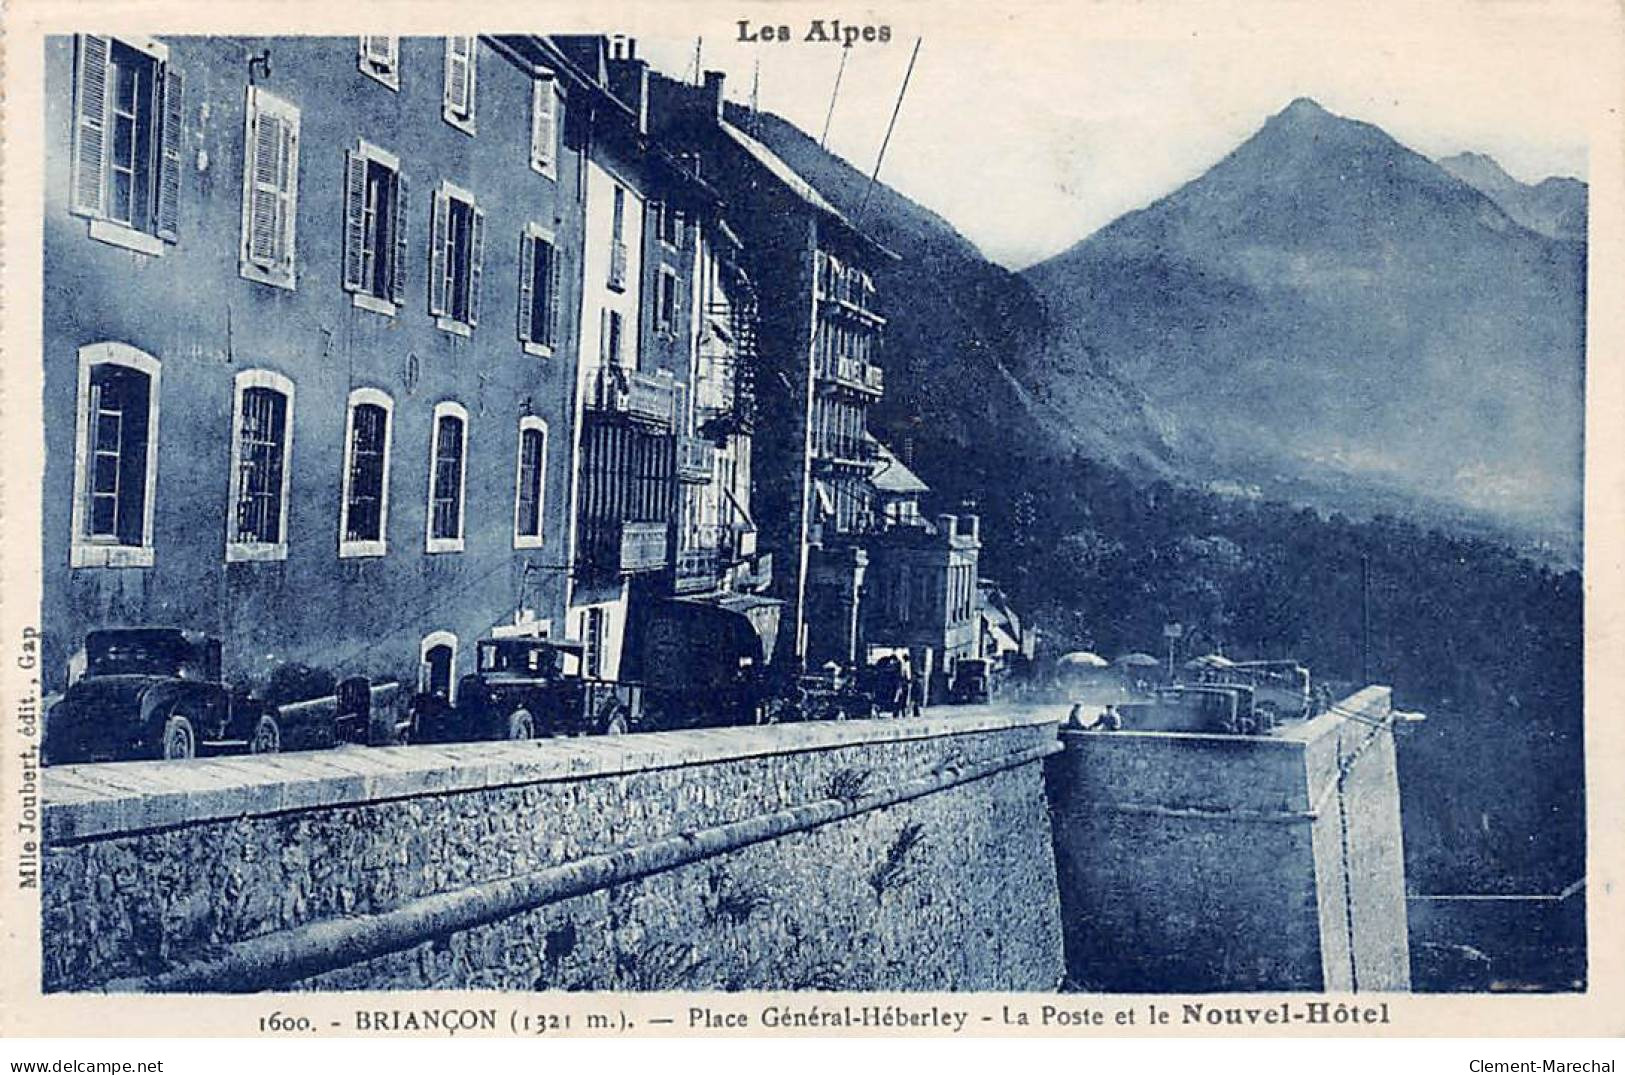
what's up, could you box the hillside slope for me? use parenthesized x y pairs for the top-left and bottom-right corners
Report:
(1023, 98), (1586, 553)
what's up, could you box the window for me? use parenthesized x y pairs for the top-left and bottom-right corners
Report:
(419, 631), (458, 702)
(343, 140), (406, 314)
(239, 86), (300, 289)
(429, 181), (484, 334)
(358, 36), (399, 90)
(655, 201), (683, 247)
(426, 401), (468, 553)
(71, 36), (182, 255)
(583, 608), (605, 680)
(608, 185), (628, 291)
(442, 36), (477, 133)
(339, 388), (393, 558)
(601, 309), (625, 367)
(227, 369), (295, 562)
(656, 267), (680, 336)
(530, 73), (558, 176)
(518, 224), (561, 355)
(71, 343), (161, 568)
(514, 417), (547, 549)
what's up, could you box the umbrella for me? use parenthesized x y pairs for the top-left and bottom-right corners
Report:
(1057, 651), (1109, 668)
(1115, 652), (1161, 668)
(1184, 653), (1234, 671)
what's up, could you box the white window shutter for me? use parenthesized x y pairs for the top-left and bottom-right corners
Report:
(246, 101), (282, 266)
(517, 232), (535, 343)
(390, 171), (408, 305)
(278, 110), (300, 280)
(71, 34), (112, 217)
(546, 242), (561, 347)
(429, 187), (449, 316)
(155, 64), (184, 241)
(468, 206), (485, 326)
(342, 149), (366, 291)
(531, 77), (556, 172)
(444, 37), (473, 119)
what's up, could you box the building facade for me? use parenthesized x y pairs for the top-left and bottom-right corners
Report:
(42, 34), (586, 697)
(648, 68), (896, 670)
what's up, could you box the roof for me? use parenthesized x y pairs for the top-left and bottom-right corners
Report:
(720, 120), (847, 221)
(717, 120), (900, 262)
(869, 439), (929, 496)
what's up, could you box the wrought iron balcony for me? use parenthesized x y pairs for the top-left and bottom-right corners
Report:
(588, 366), (676, 428)
(677, 435), (714, 483)
(815, 354), (885, 397)
(674, 546), (722, 594)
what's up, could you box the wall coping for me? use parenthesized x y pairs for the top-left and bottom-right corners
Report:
(42, 706), (1058, 843)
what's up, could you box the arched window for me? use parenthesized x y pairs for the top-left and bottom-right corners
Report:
(339, 387), (394, 558)
(426, 401), (468, 553)
(513, 416), (547, 549)
(226, 369), (295, 561)
(419, 630), (458, 703)
(71, 342), (161, 568)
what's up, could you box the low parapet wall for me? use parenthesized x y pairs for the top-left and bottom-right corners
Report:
(1045, 687), (1410, 992)
(41, 710), (1064, 993)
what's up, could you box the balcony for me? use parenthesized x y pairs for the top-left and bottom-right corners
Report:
(813, 434), (877, 469)
(677, 435), (714, 483)
(608, 239), (628, 292)
(589, 366), (677, 429)
(674, 546), (722, 594)
(581, 519), (669, 576)
(816, 354), (885, 397)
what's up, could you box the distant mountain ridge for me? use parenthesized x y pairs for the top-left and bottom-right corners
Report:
(713, 89), (1178, 489)
(1438, 151), (1588, 241)
(1022, 97), (1586, 553)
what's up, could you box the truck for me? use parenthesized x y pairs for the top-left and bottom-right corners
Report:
(1115, 683), (1273, 736)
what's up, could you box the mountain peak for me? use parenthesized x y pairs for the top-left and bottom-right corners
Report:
(1438, 151), (1519, 193)
(1278, 96), (1331, 120)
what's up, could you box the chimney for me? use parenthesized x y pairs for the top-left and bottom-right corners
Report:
(936, 513), (958, 539)
(606, 55), (651, 135)
(703, 70), (725, 124)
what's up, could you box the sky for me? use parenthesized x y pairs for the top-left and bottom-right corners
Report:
(634, 2), (1609, 269)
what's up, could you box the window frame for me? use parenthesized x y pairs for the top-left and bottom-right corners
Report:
(225, 368), (296, 563)
(419, 630), (459, 704)
(238, 85), (301, 291)
(343, 138), (406, 316)
(442, 36), (478, 134)
(71, 34), (179, 256)
(69, 342), (162, 569)
(530, 72), (559, 177)
(425, 400), (469, 554)
(429, 179), (483, 336)
(518, 221), (560, 357)
(513, 416), (548, 550)
(338, 387), (394, 559)
(656, 265), (680, 337)
(358, 36), (400, 91)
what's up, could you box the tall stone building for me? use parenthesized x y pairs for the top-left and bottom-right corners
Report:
(648, 67), (897, 670)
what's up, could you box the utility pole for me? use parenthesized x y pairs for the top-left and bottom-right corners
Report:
(1360, 554), (1371, 685)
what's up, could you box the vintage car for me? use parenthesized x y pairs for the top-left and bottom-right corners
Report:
(410, 637), (642, 742)
(1115, 683), (1272, 736)
(949, 657), (996, 704)
(42, 627), (363, 763)
(1189, 659), (1314, 723)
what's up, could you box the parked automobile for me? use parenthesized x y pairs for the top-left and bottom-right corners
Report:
(411, 637), (641, 742)
(41, 628), (368, 763)
(1116, 683), (1272, 736)
(949, 657), (995, 704)
(1190, 659), (1314, 723)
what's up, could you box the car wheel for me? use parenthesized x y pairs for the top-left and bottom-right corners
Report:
(250, 713), (283, 754)
(602, 708), (629, 736)
(161, 714), (197, 760)
(507, 708), (536, 740)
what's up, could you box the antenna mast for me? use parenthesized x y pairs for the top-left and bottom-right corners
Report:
(820, 48), (850, 148)
(857, 37), (921, 224)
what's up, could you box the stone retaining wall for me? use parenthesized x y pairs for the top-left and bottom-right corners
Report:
(41, 709), (1064, 993)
